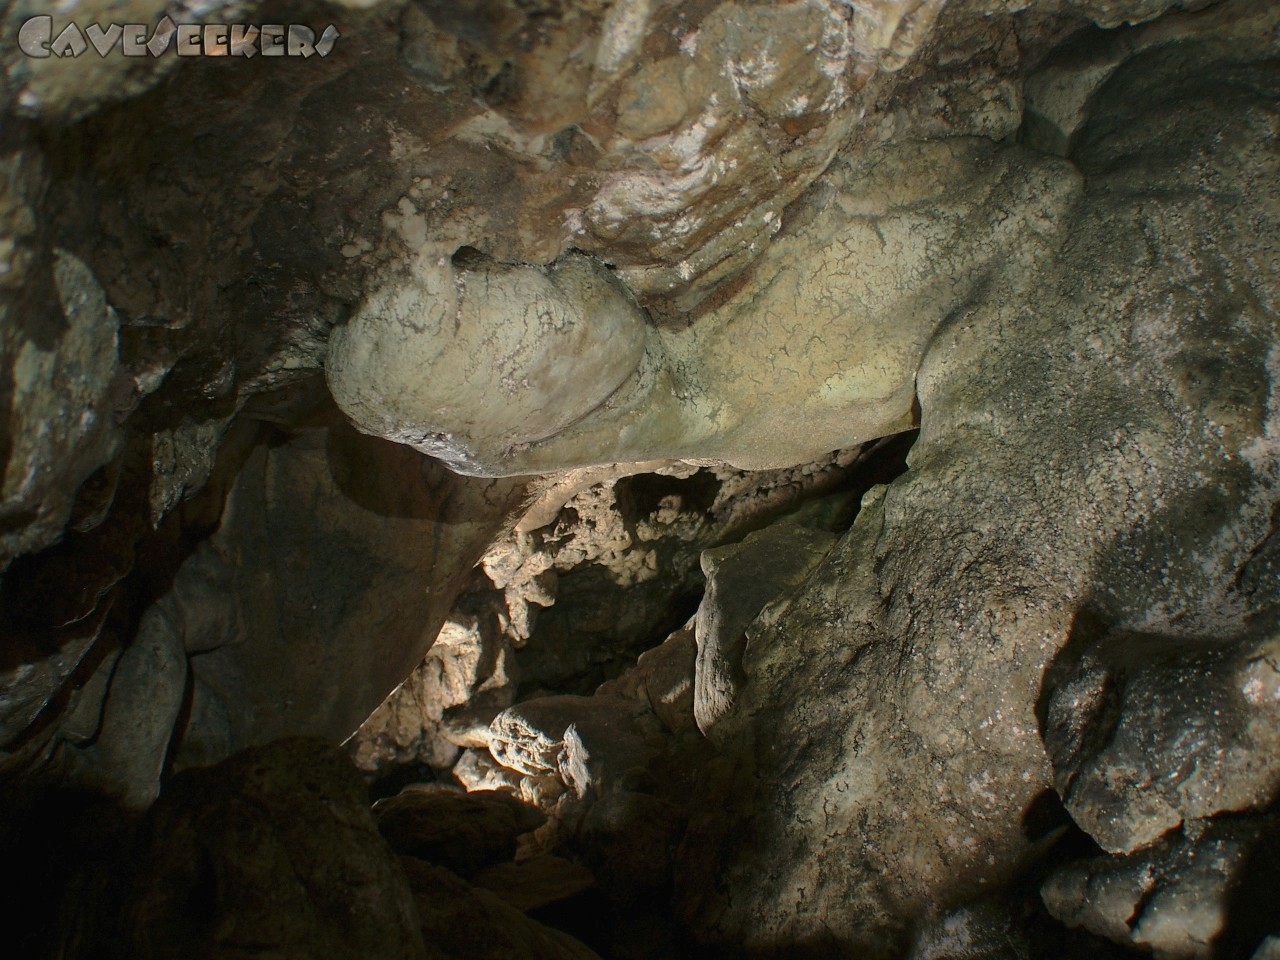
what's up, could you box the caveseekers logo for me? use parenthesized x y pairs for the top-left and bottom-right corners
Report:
(18, 15), (339, 58)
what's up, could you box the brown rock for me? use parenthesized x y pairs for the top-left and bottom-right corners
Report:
(401, 857), (601, 960)
(105, 738), (426, 960)
(376, 785), (545, 878)
(472, 854), (597, 913)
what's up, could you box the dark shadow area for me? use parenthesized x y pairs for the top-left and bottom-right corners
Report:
(614, 470), (722, 523)
(1021, 787), (1076, 844)
(0, 785), (139, 960)
(1213, 807), (1280, 959)
(367, 760), (445, 804)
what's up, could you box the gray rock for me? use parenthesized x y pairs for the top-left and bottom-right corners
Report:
(1, 248), (124, 569)
(61, 598), (188, 810)
(694, 523), (836, 736)
(1043, 627), (1280, 855)
(1042, 814), (1280, 958)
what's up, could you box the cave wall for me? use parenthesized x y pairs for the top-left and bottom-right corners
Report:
(1, 0), (1279, 957)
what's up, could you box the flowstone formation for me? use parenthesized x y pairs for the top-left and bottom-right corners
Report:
(2, 0), (1280, 958)
(328, 136), (1069, 474)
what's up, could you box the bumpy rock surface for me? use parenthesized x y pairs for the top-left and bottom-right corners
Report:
(1044, 626), (1280, 855)
(3, 0), (1280, 958)
(676, 28), (1280, 958)
(329, 135), (1073, 475)
(348, 444), (888, 775)
(1042, 814), (1280, 958)
(694, 521), (837, 735)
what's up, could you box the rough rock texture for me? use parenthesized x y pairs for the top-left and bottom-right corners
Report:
(9, 419), (531, 809)
(1042, 814), (1280, 958)
(443, 609), (711, 958)
(347, 442), (893, 775)
(401, 857), (602, 960)
(676, 27), (1280, 958)
(375, 785), (546, 879)
(0, 0), (1249, 799)
(350, 612), (520, 774)
(1044, 626), (1280, 855)
(694, 522), (837, 736)
(2, 0), (1280, 957)
(329, 134), (1072, 475)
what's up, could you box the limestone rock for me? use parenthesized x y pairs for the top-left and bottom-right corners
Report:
(676, 34), (1280, 957)
(327, 253), (650, 473)
(1, 2), (240, 122)
(349, 613), (519, 774)
(59, 597), (187, 810)
(401, 857), (601, 960)
(632, 624), (697, 736)
(1044, 627), (1280, 855)
(1023, 1), (1280, 157)
(165, 423), (526, 775)
(694, 523), (837, 736)
(453, 747), (527, 795)
(488, 694), (660, 798)
(94, 738), (427, 960)
(329, 136), (1076, 476)
(472, 854), (597, 913)
(1042, 814), (1280, 959)
(579, 789), (684, 904)
(1, 248), (125, 569)
(491, 450), (872, 698)
(2, 0), (1279, 956)
(376, 785), (545, 878)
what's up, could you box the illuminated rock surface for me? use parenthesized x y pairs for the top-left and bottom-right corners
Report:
(1, 0), (1279, 957)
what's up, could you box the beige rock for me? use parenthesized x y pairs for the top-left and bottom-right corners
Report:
(676, 34), (1280, 956)
(348, 614), (518, 773)
(488, 694), (658, 795)
(3, 2), (188, 121)
(330, 137), (1076, 476)
(328, 252), (649, 472)
(634, 625), (697, 735)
